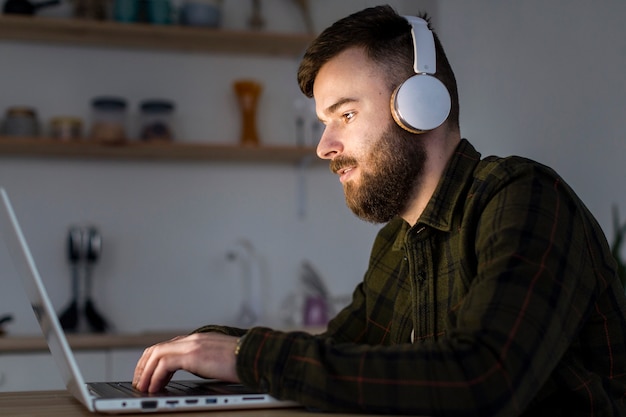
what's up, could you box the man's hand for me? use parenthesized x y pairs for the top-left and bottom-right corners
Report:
(133, 332), (240, 393)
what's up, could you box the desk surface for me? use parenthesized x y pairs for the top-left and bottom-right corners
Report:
(0, 390), (381, 417)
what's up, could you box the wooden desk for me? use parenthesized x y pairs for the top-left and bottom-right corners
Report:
(0, 390), (379, 417)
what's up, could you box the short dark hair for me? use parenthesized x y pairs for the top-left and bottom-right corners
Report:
(297, 5), (459, 130)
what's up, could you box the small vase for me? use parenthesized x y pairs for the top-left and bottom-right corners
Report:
(233, 80), (262, 146)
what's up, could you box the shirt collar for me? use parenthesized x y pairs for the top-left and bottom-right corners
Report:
(392, 139), (482, 251)
(418, 139), (482, 232)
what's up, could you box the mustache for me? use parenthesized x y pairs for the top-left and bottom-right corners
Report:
(329, 156), (358, 174)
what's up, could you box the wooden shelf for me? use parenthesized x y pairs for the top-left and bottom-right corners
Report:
(0, 15), (314, 56)
(0, 17), (319, 164)
(0, 331), (184, 353)
(0, 137), (319, 164)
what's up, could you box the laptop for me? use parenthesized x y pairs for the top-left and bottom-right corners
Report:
(0, 188), (298, 413)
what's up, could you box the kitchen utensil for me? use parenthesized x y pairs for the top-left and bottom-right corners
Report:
(2, 0), (60, 14)
(31, 0), (72, 18)
(0, 314), (13, 335)
(293, 97), (306, 147)
(300, 261), (332, 325)
(84, 227), (108, 333)
(0, 314), (12, 326)
(59, 226), (83, 331)
(227, 239), (263, 326)
(301, 261), (329, 299)
(248, 0), (264, 30)
(58, 226), (109, 333)
(72, 0), (107, 19)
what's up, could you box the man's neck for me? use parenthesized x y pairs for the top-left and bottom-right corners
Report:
(400, 130), (461, 226)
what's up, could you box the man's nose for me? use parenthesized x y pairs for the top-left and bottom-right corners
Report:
(316, 126), (343, 160)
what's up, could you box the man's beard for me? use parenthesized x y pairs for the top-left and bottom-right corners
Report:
(330, 122), (427, 223)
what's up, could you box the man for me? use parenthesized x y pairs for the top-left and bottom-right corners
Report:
(134, 6), (626, 416)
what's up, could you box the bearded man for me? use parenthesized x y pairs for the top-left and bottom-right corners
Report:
(134, 6), (626, 416)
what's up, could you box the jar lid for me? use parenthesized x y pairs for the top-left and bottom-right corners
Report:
(6, 106), (37, 117)
(91, 97), (127, 110)
(50, 116), (83, 127)
(140, 99), (175, 113)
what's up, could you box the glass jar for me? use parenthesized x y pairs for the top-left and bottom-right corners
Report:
(89, 97), (127, 143)
(50, 116), (83, 140)
(2, 106), (39, 137)
(139, 99), (175, 141)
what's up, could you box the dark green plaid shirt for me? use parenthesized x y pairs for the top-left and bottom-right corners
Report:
(198, 139), (626, 416)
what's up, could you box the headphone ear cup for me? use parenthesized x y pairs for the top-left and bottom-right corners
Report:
(391, 74), (451, 134)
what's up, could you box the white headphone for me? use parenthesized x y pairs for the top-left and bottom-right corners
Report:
(390, 16), (451, 134)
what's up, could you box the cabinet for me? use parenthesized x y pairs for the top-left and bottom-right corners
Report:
(0, 15), (317, 163)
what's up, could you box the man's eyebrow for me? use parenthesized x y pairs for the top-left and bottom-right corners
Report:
(324, 97), (359, 116)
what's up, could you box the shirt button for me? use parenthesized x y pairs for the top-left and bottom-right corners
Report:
(259, 378), (269, 391)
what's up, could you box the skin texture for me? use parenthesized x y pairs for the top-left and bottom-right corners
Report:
(314, 47), (460, 226)
(133, 46), (461, 394)
(133, 333), (239, 393)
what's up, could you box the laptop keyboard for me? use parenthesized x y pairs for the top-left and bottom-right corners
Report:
(89, 380), (262, 399)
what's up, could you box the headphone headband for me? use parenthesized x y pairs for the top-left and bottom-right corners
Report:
(403, 16), (436, 74)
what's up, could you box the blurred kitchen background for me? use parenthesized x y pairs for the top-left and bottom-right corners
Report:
(0, 0), (624, 336)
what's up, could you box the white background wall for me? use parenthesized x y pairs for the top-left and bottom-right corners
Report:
(438, 0), (626, 234)
(1, 0), (624, 336)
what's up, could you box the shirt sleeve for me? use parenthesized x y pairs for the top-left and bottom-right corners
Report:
(192, 324), (247, 337)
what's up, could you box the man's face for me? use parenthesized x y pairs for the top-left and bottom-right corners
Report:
(313, 47), (426, 223)
(336, 122), (426, 223)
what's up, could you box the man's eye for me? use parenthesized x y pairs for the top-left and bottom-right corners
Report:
(342, 111), (355, 122)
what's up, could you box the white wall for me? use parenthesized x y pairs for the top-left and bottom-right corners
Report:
(0, 0), (425, 334)
(4, 0), (623, 336)
(437, 0), (626, 240)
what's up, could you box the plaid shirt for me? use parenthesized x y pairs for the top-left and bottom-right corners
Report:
(198, 139), (626, 416)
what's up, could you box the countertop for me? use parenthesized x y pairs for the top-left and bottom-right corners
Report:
(0, 331), (184, 353)
(0, 326), (326, 353)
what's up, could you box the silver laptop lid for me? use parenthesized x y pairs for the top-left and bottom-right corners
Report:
(0, 188), (95, 412)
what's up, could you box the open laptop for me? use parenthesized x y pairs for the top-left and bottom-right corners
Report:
(0, 188), (298, 413)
